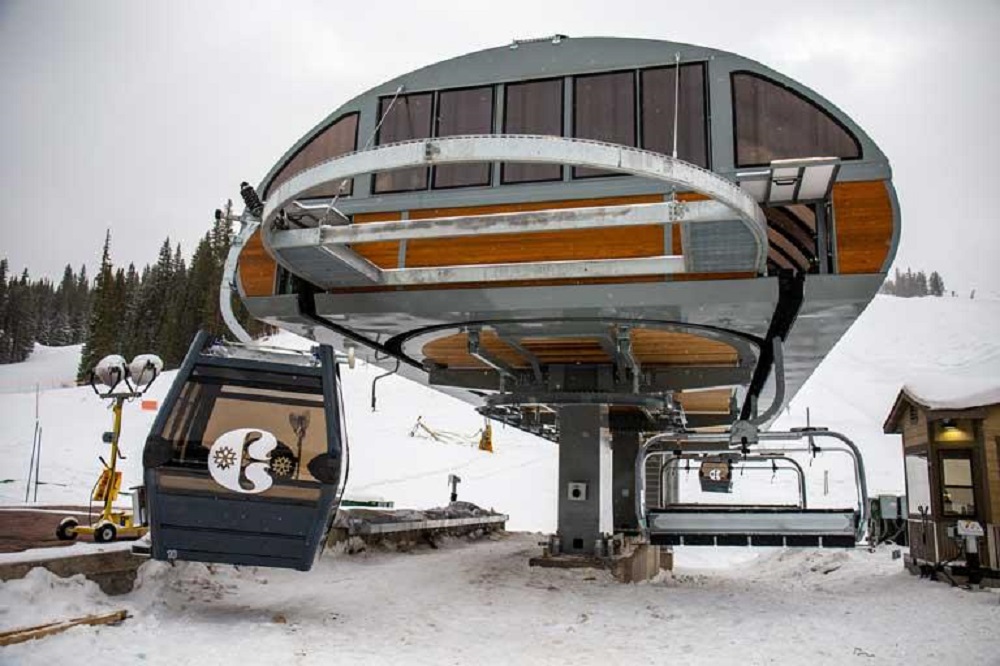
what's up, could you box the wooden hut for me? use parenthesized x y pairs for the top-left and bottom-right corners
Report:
(883, 380), (1000, 581)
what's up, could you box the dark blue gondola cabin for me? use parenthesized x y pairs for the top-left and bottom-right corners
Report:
(142, 331), (347, 570)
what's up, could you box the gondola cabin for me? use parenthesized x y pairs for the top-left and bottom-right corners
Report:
(142, 332), (347, 570)
(884, 383), (1000, 583)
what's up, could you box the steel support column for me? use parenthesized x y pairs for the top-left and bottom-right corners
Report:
(557, 405), (612, 554)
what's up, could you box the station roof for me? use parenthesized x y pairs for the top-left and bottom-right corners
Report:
(883, 377), (1000, 433)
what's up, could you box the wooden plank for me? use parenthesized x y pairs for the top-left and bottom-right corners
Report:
(351, 194), (665, 269)
(832, 180), (893, 275)
(238, 228), (278, 297)
(676, 389), (732, 414)
(0, 610), (128, 647)
(421, 329), (738, 370)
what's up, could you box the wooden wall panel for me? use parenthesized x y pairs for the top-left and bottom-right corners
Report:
(983, 406), (1000, 524)
(833, 180), (894, 274)
(676, 389), (732, 414)
(420, 328), (739, 369)
(238, 228), (278, 297)
(631, 329), (738, 366)
(351, 195), (664, 269)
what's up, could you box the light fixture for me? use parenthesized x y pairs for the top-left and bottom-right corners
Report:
(941, 418), (958, 431)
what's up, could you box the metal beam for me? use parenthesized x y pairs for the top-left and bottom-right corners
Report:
(381, 255), (684, 286)
(467, 329), (516, 377)
(262, 135), (769, 273)
(270, 200), (735, 250)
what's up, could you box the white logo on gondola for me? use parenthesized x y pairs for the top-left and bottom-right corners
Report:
(208, 429), (277, 494)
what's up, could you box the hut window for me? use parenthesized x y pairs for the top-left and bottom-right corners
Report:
(732, 72), (861, 168)
(908, 404), (918, 425)
(434, 86), (494, 189)
(502, 78), (564, 184)
(905, 454), (931, 516)
(641, 63), (708, 168)
(940, 451), (976, 517)
(266, 113), (359, 198)
(573, 70), (636, 178)
(373, 92), (433, 193)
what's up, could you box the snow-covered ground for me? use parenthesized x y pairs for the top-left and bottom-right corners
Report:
(1, 533), (998, 665)
(2, 295), (1000, 663)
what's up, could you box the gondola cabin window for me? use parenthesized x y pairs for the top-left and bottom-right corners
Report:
(155, 379), (328, 499)
(732, 72), (861, 167)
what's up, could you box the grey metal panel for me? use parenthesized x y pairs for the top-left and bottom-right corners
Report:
(260, 37), (889, 198)
(157, 526), (308, 560)
(157, 494), (317, 537)
(648, 509), (856, 536)
(686, 220), (758, 272)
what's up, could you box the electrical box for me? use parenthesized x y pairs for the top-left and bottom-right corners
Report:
(567, 482), (588, 502)
(878, 494), (904, 520)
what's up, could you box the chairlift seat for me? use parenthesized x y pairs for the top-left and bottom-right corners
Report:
(647, 505), (858, 548)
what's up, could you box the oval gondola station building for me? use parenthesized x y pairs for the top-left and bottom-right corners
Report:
(230, 36), (900, 563)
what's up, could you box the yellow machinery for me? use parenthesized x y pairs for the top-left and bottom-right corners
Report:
(57, 354), (161, 543)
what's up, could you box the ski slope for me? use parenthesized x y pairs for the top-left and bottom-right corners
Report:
(2, 295), (1000, 664)
(2, 295), (999, 530)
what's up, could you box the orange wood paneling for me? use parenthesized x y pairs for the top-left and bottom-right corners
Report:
(350, 211), (403, 268)
(422, 331), (527, 370)
(833, 180), (894, 274)
(351, 195), (664, 269)
(421, 328), (738, 369)
(676, 389), (732, 414)
(631, 329), (738, 366)
(238, 229), (278, 297)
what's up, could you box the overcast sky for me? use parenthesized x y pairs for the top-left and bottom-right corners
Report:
(1, 0), (998, 294)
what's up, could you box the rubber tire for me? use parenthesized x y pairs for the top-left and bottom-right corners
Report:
(94, 522), (117, 543)
(56, 517), (79, 541)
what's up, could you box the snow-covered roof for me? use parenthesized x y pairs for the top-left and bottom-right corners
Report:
(884, 376), (1000, 433)
(901, 376), (1000, 411)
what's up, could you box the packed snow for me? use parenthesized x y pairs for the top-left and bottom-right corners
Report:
(1, 294), (999, 663)
(1, 534), (998, 665)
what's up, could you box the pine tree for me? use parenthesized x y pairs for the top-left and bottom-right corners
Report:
(0, 259), (8, 363)
(78, 232), (119, 380)
(929, 271), (945, 297)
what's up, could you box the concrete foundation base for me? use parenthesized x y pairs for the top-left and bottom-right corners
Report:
(529, 540), (663, 583)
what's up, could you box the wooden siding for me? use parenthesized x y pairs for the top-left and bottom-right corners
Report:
(832, 180), (894, 274)
(351, 194), (665, 269)
(983, 406), (1000, 524)
(238, 228), (278, 297)
(675, 389), (732, 414)
(420, 328), (739, 370)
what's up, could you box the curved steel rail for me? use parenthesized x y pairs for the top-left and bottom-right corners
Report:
(261, 135), (769, 273)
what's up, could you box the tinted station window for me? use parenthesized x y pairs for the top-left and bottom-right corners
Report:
(732, 72), (861, 167)
(502, 78), (564, 184)
(374, 92), (433, 193)
(266, 113), (359, 198)
(434, 86), (494, 189)
(573, 71), (636, 178)
(641, 63), (708, 168)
